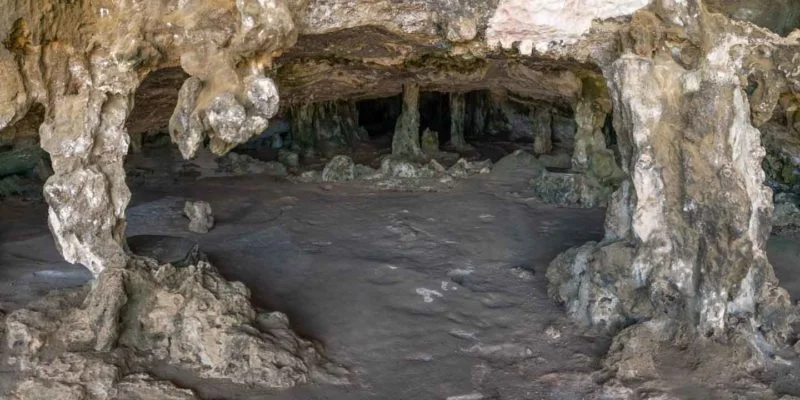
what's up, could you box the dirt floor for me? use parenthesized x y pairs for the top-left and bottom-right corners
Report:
(0, 147), (799, 399)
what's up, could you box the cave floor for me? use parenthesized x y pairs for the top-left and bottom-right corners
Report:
(1, 161), (800, 399)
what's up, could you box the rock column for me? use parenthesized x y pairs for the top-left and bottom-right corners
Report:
(39, 52), (139, 276)
(392, 83), (424, 159)
(547, 12), (796, 379)
(449, 92), (470, 150)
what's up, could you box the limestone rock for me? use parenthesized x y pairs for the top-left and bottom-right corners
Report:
(490, 150), (545, 179)
(116, 374), (200, 400)
(217, 152), (288, 177)
(532, 171), (611, 208)
(531, 107), (553, 155)
(421, 128), (439, 154)
(278, 149), (300, 168)
(538, 153), (572, 170)
(322, 155), (356, 182)
(183, 201), (214, 234)
(773, 201), (800, 233)
(169, 77), (205, 159)
(6, 259), (343, 389)
(354, 164), (379, 180)
(379, 157), (437, 179)
(448, 158), (492, 178)
(392, 83), (424, 159)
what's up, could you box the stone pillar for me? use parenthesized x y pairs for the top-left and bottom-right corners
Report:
(571, 83), (611, 172)
(547, 42), (795, 374)
(289, 100), (365, 157)
(39, 57), (137, 276)
(449, 92), (470, 150)
(392, 83), (424, 159)
(531, 106), (552, 155)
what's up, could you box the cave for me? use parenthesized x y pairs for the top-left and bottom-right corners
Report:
(2, 1), (800, 399)
(356, 95), (402, 140)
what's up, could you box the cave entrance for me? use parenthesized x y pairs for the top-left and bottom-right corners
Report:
(419, 91), (452, 145)
(356, 95), (402, 141)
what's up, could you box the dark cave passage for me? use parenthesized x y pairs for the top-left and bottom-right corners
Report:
(356, 95), (402, 140)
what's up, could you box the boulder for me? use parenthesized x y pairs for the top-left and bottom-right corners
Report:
(183, 201), (214, 233)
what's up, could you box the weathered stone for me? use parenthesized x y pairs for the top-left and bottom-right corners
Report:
(7, 259), (343, 389)
(183, 201), (214, 234)
(420, 128), (439, 154)
(169, 77), (205, 159)
(532, 171), (609, 207)
(773, 202), (800, 233)
(448, 158), (492, 178)
(531, 106), (553, 155)
(278, 149), (300, 168)
(217, 152), (288, 177)
(392, 83), (424, 159)
(379, 157), (437, 179)
(126, 235), (201, 268)
(449, 92), (471, 151)
(491, 150), (545, 179)
(290, 101), (364, 156)
(322, 155), (356, 182)
(538, 153), (572, 170)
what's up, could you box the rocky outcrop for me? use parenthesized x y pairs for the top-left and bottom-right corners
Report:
(544, 2), (800, 394)
(6, 258), (345, 392)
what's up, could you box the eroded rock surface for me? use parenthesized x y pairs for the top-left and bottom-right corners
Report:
(183, 201), (214, 234)
(3, 0), (800, 397)
(6, 258), (345, 394)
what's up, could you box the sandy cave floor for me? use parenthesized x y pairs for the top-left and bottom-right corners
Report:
(0, 151), (799, 399)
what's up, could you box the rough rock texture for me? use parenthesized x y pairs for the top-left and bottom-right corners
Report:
(6, 258), (343, 391)
(542, 1), (800, 394)
(392, 83), (424, 159)
(183, 201), (214, 234)
(420, 128), (439, 154)
(321, 155), (356, 182)
(290, 101), (365, 157)
(216, 152), (288, 177)
(10, 353), (199, 400)
(449, 92), (470, 150)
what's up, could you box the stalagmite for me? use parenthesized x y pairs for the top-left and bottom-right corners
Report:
(531, 106), (553, 155)
(392, 83), (424, 159)
(449, 92), (470, 150)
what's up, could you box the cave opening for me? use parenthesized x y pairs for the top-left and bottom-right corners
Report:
(356, 95), (402, 140)
(419, 91), (452, 146)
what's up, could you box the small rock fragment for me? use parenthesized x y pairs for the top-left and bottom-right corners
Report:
(183, 200), (214, 233)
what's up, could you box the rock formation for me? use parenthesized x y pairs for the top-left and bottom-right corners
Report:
(183, 201), (214, 234)
(2, 0), (800, 397)
(391, 83), (424, 159)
